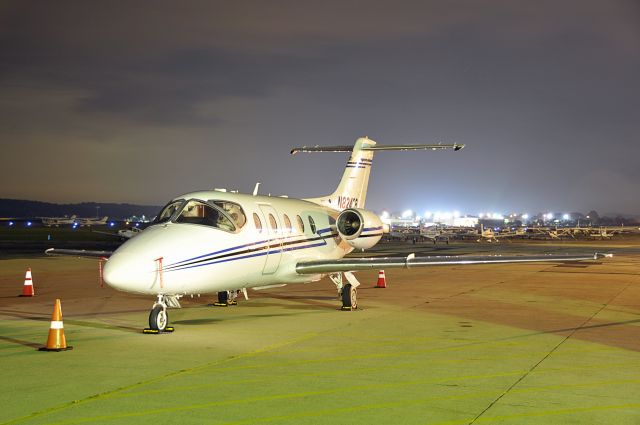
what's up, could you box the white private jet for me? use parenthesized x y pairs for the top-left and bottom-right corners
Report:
(47, 137), (609, 333)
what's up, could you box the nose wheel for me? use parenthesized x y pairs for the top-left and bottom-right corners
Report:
(144, 296), (175, 334)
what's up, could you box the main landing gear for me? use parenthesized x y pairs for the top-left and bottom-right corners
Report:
(212, 290), (239, 307)
(144, 295), (176, 334)
(330, 272), (359, 311)
(341, 283), (357, 311)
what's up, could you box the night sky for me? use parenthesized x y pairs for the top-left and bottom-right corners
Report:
(1, 1), (638, 215)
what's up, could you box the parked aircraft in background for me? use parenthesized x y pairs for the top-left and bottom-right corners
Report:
(93, 226), (142, 241)
(47, 136), (609, 333)
(77, 216), (109, 226)
(475, 224), (526, 242)
(42, 215), (77, 227)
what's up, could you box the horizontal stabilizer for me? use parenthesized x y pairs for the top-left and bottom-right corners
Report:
(291, 143), (464, 155)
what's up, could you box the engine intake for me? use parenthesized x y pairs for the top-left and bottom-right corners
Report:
(336, 208), (384, 249)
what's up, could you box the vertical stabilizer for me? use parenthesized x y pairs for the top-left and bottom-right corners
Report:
(305, 137), (376, 210)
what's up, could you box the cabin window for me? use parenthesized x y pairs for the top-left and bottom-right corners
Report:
(210, 200), (247, 229)
(175, 199), (235, 232)
(153, 200), (184, 224)
(308, 215), (317, 234)
(253, 213), (262, 232)
(296, 215), (305, 233)
(268, 213), (278, 230)
(283, 214), (292, 233)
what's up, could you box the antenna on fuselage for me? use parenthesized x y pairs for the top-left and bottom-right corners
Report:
(253, 182), (261, 196)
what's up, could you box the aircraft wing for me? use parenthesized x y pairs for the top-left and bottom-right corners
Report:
(295, 253), (611, 274)
(45, 248), (113, 258)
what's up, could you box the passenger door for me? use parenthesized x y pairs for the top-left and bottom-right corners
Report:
(258, 204), (282, 274)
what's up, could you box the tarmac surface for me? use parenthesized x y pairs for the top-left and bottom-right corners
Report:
(1, 237), (639, 424)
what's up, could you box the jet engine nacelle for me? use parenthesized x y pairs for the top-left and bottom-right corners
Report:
(336, 208), (384, 250)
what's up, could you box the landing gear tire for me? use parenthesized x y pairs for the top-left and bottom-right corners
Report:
(149, 305), (168, 332)
(341, 283), (357, 311)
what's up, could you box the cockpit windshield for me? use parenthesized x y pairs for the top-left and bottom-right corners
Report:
(174, 199), (236, 232)
(153, 200), (185, 224)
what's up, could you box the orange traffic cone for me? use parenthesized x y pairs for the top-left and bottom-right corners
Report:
(39, 299), (73, 352)
(19, 268), (35, 297)
(376, 270), (387, 288)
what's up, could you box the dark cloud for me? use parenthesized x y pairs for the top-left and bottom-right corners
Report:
(0, 1), (638, 213)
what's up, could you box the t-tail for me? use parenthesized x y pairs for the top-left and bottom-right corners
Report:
(291, 136), (464, 210)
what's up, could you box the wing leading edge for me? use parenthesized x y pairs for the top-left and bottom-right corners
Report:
(295, 253), (612, 274)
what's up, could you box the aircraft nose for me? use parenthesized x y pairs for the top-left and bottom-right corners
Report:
(103, 252), (155, 294)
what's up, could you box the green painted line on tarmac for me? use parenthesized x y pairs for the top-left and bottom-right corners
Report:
(0, 331), (320, 425)
(146, 379), (640, 425)
(17, 370), (531, 425)
(27, 374), (640, 425)
(108, 355), (640, 402)
(219, 379), (640, 425)
(433, 403), (640, 425)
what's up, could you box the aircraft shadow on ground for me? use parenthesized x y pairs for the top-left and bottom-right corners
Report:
(0, 309), (140, 334)
(0, 335), (42, 349)
(173, 312), (304, 325)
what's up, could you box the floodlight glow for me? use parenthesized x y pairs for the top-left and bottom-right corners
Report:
(522, 214), (529, 220)
(402, 209), (413, 219)
(9, 221), (14, 226)
(562, 214), (570, 220)
(453, 210), (460, 218)
(26, 221), (32, 227)
(424, 211), (432, 219)
(381, 211), (390, 219)
(546, 213), (553, 220)
(478, 213), (484, 219)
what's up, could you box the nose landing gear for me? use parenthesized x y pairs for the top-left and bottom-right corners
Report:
(143, 295), (175, 334)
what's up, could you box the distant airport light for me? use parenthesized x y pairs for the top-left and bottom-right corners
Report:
(109, 222), (115, 227)
(26, 221), (32, 227)
(9, 221), (14, 226)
